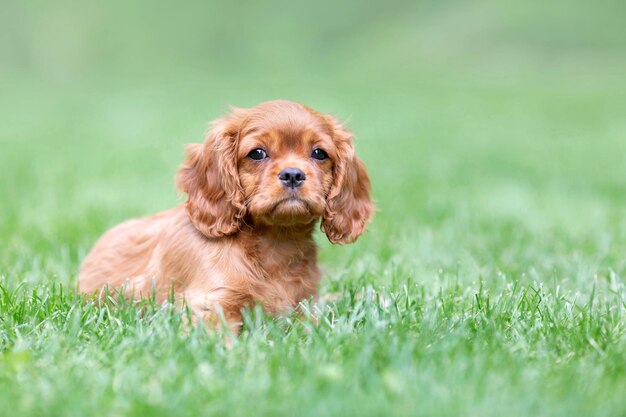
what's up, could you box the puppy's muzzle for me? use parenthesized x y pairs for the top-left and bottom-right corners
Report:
(278, 167), (306, 189)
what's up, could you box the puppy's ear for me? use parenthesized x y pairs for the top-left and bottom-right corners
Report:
(176, 112), (246, 238)
(321, 116), (373, 244)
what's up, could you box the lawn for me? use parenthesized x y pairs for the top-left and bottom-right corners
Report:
(1, 1), (626, 416)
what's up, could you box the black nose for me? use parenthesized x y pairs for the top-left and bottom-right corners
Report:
(278, 167), (306, 188)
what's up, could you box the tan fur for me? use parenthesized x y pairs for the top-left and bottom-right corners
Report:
(78, 100), (373, 331)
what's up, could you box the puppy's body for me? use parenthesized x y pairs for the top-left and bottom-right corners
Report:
(78, 100), (372, 330)
(80, 206), (320, 326)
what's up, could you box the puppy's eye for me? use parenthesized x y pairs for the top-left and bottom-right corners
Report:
(311, 148), (328, 161)
(248, 148), (268, 160)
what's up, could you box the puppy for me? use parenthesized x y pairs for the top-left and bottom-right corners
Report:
(78, 100), (372, 331)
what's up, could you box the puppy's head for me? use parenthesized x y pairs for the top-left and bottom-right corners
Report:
(176, 100), (372, 244)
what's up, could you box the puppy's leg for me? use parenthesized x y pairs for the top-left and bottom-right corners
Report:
(179, 289), (251, 335)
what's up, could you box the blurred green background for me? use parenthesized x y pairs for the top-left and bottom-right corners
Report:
(2, 0), (625, 286)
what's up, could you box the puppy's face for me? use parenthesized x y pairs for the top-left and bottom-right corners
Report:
(237, 109), (336, 226)
(177, 100), (373, 244)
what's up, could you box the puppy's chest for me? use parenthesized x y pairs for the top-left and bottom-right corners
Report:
(248, 240), (321, 305)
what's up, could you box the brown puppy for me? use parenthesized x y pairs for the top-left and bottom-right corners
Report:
(78, 100), (372, 331)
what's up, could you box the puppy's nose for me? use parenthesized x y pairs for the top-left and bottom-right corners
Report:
(278, 167), (306, 189)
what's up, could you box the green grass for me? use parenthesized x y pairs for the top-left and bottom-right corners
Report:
(1, 0), (626, 416)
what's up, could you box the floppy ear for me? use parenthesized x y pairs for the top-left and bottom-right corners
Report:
(176, 114), (246, 238)
(321, 116), (373, 244)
